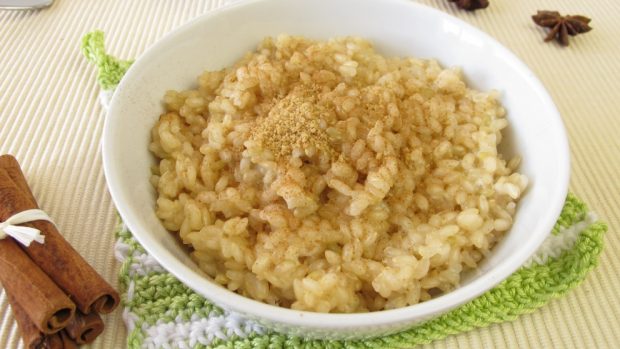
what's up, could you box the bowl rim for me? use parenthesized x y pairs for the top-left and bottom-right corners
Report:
(103, 0), (570, 330)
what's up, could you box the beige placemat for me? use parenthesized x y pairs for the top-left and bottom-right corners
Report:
(0, 0), (619, 348)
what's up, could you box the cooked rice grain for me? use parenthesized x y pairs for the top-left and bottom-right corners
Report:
(149, 35), (527, 313)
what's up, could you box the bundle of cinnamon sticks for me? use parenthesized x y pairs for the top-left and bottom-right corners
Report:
(0, 155), (120, 349)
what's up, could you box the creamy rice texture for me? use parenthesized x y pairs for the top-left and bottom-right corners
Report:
(149, 35), (527, 313)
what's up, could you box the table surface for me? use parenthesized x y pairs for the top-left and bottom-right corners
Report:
(1, 0), (619, 348)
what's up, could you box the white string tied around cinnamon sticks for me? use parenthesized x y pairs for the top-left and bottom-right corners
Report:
(0, 209), (51, 246)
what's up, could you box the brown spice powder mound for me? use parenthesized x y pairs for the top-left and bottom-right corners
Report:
(250, 87), (334, 161)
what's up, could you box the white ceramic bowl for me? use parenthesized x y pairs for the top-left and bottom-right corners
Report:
(103, 0), (570, 339)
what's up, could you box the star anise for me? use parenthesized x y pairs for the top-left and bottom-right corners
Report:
(447, 0), (489, 11)
(532, 11), (592, 46)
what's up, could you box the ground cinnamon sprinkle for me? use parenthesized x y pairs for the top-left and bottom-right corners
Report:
(250, 86), (335, 161)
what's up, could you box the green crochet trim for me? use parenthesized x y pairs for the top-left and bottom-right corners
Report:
(81, 31), (133, 90)
(127, 274), (222, 324)
(552, 195), (588, 235)
(84, 32), (607, 348)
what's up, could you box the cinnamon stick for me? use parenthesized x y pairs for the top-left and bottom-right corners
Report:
(59, 330), (78, 349)
(6, 293), (78, 349)
(0, 170), (75, 335)
(40, 332), (64, 349)
(65, 310), (105, 344)
(6, 292), (45, 349)
(0, 155), (120, 314)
